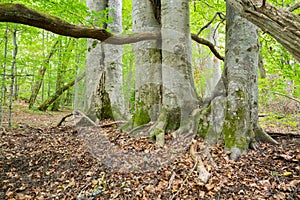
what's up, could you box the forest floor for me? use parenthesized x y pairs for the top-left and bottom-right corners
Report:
(0, 102), (299, 200)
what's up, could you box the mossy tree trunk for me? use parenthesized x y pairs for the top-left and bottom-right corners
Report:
(198, 4), (277, 160)
(85, 0), (124, 121)
(150, 0), (199, 146)
(130, 0), (162, 128)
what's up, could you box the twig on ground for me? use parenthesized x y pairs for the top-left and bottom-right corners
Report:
(57, 113), (73, 127)
(167, 172), (176, 190)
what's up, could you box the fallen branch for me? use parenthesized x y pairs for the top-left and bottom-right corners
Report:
(75, 110), (98, 127)
(266, 131), (300, 138)
(57, 113), (73, 127)
(99, 121), (127, 128)
(58, 110), (127, 128)
(273, 92), (300, 104)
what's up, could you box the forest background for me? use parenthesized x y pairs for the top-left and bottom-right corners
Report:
(0, 0), (299, 128)
(0, 0), (299, 199)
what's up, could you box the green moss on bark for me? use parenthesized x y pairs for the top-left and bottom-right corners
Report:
(223, 101), (249, 151)
(133, 107), (151, 126)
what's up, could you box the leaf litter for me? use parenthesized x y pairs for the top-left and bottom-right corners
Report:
(0, 111), (299, 199)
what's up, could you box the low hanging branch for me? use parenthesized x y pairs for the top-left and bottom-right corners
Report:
(0, 3), (224, 60)
(0, 3), (159, 45)
(1, 2), (300, 62)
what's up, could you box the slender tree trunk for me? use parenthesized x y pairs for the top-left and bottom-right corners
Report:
(38, 72), (85, 111)
(51, 38), (74, 111)
(8, 28), (18, 127)
(0, 25), (8, 125)
(28, 40), (58, 109)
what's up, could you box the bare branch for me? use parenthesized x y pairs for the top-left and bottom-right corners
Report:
(196, 12), (224, 36)
(191, 34), (224, 61)
(288, 2), (300, 12)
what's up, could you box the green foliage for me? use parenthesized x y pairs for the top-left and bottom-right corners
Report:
(0, 0), (87, 109)
(259, 32), (300, 108)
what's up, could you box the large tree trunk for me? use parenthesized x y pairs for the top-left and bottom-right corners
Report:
(130, 0), (162, 128)
(222, 4), (259, 160)
(150, 0), (199, 146)
(199, 4), (277, 160)
(85, 0), (124, 120)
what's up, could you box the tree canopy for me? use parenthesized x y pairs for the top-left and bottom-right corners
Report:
(1, 2), (299, 61)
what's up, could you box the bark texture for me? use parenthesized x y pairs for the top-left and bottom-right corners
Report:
(150, 0), (199, 146)
(85, 0), (124, 120)
(131, 0), (162, 127)
(228, 0), (300, 62)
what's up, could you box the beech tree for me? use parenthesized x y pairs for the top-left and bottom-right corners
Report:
(85, 0), (125, 120)
(0, 1), (299, 159)
(128, 0), (162, 128)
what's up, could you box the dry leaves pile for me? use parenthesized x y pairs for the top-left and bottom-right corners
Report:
(0, 121), (299, 200)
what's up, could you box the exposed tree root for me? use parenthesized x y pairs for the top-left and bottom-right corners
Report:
(129, 122), (154, 135)
(254, 124), (279, 145)
(189, 140), (211, 184)
(149, 110), (168, 147)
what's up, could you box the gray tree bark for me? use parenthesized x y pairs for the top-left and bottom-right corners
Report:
(150, 0), (199, 146)
(85, 0), (124, 120)
(199, 4), (277, 160)
(130, 0), (162, 128)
